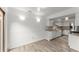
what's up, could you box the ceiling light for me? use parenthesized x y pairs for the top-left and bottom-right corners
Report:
(19, 15), (25, 21)
(37, 7), (41, 12)
(36, 17), (40, 22)
(65, 17), (69, 21)
(71, 22), (74, 26)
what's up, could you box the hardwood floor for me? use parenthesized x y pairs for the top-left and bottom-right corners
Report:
(9, 36), (78, 52)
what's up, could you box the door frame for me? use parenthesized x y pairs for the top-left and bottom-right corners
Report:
(0, 8), (5, 52)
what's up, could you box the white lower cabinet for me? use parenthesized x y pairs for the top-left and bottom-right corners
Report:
(69, 34), (79, 51)
(47, 31), (61, 41)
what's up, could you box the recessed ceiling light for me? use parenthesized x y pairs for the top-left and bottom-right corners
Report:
(37, 7), (41, 12)
(36, 17), (40, 22)
(19, 15), (25, 21)
(65, 17), (69, 21)
(71, 22), (74, 26)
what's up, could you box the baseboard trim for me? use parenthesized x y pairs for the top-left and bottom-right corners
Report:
(8, 38), (46, 51)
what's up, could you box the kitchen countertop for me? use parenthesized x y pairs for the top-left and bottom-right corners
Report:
(46, 26), (70, 31)
(71, 33), (79, 36)
(46, 29), (60, 31)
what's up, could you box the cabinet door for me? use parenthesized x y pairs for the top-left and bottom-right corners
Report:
(52, 31), (56, 39)
(55, 31), (61, 38)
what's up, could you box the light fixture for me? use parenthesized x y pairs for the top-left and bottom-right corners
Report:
(19, 15), (25, 21)
(37, 7), (41, 12)
(65, 17), (69, 21)
(71, 22), (74, 26)
(36, 17), (40, 22)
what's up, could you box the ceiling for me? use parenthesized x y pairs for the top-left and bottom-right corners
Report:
(37, 7), (71, 16)
(14, 7), (71, 15)
(8, 7), (72, 20)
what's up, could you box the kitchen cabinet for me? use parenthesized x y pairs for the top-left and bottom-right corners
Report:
(46, 31), (61, 41)
(69, 33), (79, 51)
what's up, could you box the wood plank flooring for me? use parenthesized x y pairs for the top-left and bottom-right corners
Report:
(9, 36), (78, 52)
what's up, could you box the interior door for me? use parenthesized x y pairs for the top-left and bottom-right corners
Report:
(0, 8), (5, 52)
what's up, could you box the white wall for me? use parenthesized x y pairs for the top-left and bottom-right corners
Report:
(7, 8), (46, 49)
